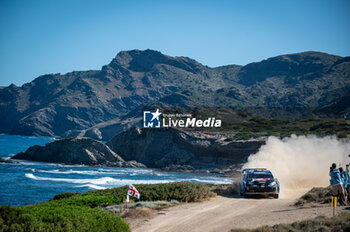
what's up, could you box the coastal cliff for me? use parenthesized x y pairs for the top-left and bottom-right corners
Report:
(12, 137), (145, 168)
(107, 127), (265, 174)
(10, 128), (264, 174)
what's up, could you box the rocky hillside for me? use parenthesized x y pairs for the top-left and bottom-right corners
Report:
(0, 49), (233, 137)
(1, 49), (349, 138)
(76, 101), (350, 141)
(106, 127), (265, 174)
(12, 137), (145, 167)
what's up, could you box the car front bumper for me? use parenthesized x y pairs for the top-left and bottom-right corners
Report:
(245, 186), (278, 194)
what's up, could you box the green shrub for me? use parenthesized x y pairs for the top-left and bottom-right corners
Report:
(233, 132), (254, 140)
(53, 192), (82, 200)
(53, 194), (124, 208)
(0, 204), (130, 232)
(87, 182), (216, 203)
(337, 132), (348, 138)
(1, 196), (129, 231)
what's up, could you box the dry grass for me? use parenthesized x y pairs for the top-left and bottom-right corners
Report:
(295, 186), (332, 206)
(122, 208), (156, 219)
(231, 211), (350, 232)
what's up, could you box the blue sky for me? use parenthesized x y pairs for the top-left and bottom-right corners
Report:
(0, 0), (349, 86)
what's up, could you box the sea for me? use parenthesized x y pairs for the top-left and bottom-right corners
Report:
(0, 134), (232, 206)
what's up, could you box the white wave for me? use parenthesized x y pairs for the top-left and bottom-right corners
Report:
(132, 169), (153, 174)
(98, 168), (128, 173)
(25, 173), (177, 185)
(99, 168), (152, 174)
(15, 161), (40, 165)
(75, 184), (106, 190)
(2, 156), (13, 159)
(41, 169), (133, 175)
(37, 169), (102, 175)
(25, 172), (233, 187)
(154, 173), (169, 177)
(51, 164), (87, 167)
(25, 173), (118, 184)
(189, 178), (232, 184)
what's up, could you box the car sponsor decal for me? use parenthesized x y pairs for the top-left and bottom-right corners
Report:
(254, 178), (271, 182)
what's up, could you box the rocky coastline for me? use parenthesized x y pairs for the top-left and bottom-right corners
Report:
(107, 127), (265, 176)
(12, 137), (146, 168)
(10, 127), (265, 176)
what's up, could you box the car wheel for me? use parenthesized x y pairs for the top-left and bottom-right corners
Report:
(274, 194), (279, 199)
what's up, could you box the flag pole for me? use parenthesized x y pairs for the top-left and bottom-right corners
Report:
(126, 194), (129, 212)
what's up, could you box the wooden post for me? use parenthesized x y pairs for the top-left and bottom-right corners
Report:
(331, 196), (337, 216)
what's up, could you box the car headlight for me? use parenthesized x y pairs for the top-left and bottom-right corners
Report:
(268, 181), (277, 187)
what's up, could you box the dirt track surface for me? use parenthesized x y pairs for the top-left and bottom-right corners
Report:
(127, 195), (345, 232)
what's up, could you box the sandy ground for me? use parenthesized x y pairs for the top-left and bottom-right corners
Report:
(126, 191), (347, 232)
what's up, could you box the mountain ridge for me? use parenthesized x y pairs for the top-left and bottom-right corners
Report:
(0, 49), (349, 138)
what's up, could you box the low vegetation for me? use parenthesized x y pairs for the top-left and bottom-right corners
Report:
(191, 108), (350, 140)
(54, 182), (216, 204)
(295, 186), (332, 206)
(87, 182), (216, 202)
(230, 211), (350, 232)
(0, 204), (129, 232)
(0, 182), (216, 232)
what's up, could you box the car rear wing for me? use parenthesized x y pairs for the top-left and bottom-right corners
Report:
(241, 168), (267, 174)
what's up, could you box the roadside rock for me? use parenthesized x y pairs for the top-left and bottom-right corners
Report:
(12, 137), (146, 168)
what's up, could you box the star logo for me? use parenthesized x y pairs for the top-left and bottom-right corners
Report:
(150, 109), (161, 122)
(143, 109), (162, 128)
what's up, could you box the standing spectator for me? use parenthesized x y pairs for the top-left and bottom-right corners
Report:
(340, 167), (350, 202)
(330, 163), (346, 206)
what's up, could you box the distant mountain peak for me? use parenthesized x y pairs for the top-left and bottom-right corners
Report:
(238, 51), (342, 85)
(106, 49), (202, 73)
(108, 49), (166, 70)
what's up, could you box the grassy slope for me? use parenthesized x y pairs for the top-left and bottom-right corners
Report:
(295, 186), (333, 206)
(188, 108), (350, 140)
(0, 182), (216, 232)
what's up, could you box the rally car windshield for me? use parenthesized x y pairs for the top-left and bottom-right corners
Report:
(247, 173), (273, 179)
